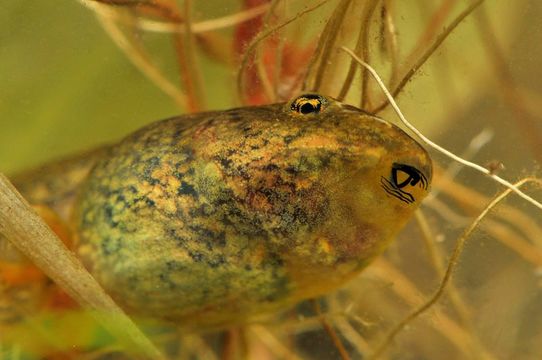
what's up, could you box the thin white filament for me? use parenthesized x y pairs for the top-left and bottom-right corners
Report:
(340, 46), (542, 211)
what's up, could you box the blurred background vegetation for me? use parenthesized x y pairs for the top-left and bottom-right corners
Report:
(2, 1), (542, 359)
(0, 1), (236, 174)
(2, 1), (541, 176)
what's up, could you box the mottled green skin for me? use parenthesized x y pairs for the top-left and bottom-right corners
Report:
(8, 95), (432, 329)
(71, 95), (431, 328)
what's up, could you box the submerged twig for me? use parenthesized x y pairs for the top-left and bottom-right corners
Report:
(0, 174), (163, 359)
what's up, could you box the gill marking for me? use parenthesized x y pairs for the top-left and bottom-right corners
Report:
(380, 177), (415, 204)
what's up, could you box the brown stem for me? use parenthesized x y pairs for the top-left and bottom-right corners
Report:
(312, 299), (351, 360)
(404, 0), (459, 70)
(0, 173), (164, 359)
(382, 0), (399, 87)
(372, 0), (484, 114)
(303, 0), (354, 92)
(474, 7), (542, 164)
(359, 0), (379, 109)
(89, 0), (206, 112)
(175, 0), (206, 112)
(237, 0), (329, 103)
(336, 0), (379, 103)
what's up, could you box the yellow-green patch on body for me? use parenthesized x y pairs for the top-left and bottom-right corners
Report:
(10, 94), (432, 329)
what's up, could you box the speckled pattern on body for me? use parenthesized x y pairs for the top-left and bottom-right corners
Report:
(9, 94), (432, 329)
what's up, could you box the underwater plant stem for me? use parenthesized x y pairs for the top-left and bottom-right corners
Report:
(370, 178), (541, 359)
(305, 0), (353, 93)
(341, 46), (542, 212)
(221, 328), (248, 360)
(84, 0), (205, 112)
(334, 319), (371, 357)
(405, 0), (459, 69)
(433, 172), (542, 265)
(81, 0), (239, 66)
(312, 299), (351, 360)
(177, 0), (207, 112)
(327, 296), (371, 356)
(381, 0), (399, 87)
(180, 333), (218, 360)
(91, 3), (187, 109)
(474, 7), (542, 165)
(113, 3), (271, 34)
(236, 0), (329, 104)
(0, 173), (164, 359)
(427, 128), (494, 201)
(250, 325), (304, 360)
(369, 259), (475, 357)
(414, 210), (496, 359)
(336, 0), (379, 102)
(371, 0), (484, 113)
(255, 0), (283, 103)
(359, 1), (379, 109)
(144, 0), (206, 112)
(414, 210), (471, 324)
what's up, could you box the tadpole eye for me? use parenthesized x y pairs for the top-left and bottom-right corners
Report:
(392, 164), (421, 189)
(381, 163), (429, 204)
(290, 94), (326, 115)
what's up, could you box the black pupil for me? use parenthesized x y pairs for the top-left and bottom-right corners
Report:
(299, 101), (320, 114)
(392, 164), (421, 188)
